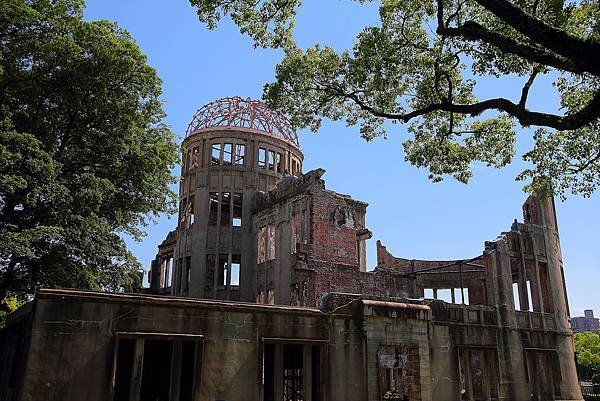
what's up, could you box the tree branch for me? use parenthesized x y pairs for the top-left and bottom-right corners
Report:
(519, 67), (540, 109)
(319, 84), (600, 131)
(472, 0), (600, 76)
(435, 1), (581, 75)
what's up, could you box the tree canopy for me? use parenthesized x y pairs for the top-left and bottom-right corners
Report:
(0, 0), (179, 304)
(191, 0), (600, 198)
(574, 331), (600, 381)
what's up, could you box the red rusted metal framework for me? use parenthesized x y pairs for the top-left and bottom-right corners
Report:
(186, 96), (299, 147)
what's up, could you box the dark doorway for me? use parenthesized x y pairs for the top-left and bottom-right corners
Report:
(113, 339), (135, 401)
(140, 340), (173, 401)
(283, 344), (304, 401)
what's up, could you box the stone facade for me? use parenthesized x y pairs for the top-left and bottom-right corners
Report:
(0, 98), (583, 401)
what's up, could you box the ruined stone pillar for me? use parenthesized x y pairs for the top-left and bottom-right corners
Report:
(485, 239), (530, 401)
(535, 196), (582, 401)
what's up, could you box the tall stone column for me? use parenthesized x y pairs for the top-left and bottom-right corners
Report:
(485, 238), (530, 401)
(535, 196), (582, 401)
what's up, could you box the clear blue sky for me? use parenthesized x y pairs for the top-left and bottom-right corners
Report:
(85, 0), (599, 317)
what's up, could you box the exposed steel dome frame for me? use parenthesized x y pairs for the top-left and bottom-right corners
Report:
(186, 96), (299, 147)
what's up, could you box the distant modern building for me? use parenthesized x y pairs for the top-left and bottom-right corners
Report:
(571, 309), (600, 333)
(0, 97), (584, 401)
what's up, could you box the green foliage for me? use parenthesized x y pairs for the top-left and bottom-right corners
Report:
(192, 0), (600, 197)
(0, 0), (178, 301)
(574, 331), (600, 380)
(0, 296), (25, 329)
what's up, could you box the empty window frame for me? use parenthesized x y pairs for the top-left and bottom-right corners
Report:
(160, 257), (173, 289)
(290, 213), (305, 254)
(262, 343), (323, 401)
(458, 348), (500, 401)
(220, 192), (231, 226)
(378, 344), (420, 401)
(234, 143), (245, 165)
(222, 143), (233, 166)
(258, 148), (267, 169)
(231, 254), (241, 286)
(283, 345), (303, 401)
(191, 147), (200, 168)
(112, 337), (200, 401)
(292, 159), (297, 175)
(425, 288), (469, 304)
(211, 143), (221, 165)
(187, 196), (195, 227)
(233, 193), (243, 227)
(268, 151), (276, 171)
(180, 198), (188, 226)
(217, 254), (228, 287)
(436, 288), (453, 303)
(182, 257), (191, 294)
(513, 280), (534, 311)
(453, 288), (469, 305)
(275, 153), (283, 172)
(209, 192), (219, 226)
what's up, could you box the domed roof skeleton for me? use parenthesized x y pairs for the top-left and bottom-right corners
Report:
(186, 96), (299, 147)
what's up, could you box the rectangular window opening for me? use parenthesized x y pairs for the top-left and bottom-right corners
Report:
(217, 254), (228, 287)
(437, 288), (452, 303)
(113, 338), (200, 401)
(291, 214), (300, 254)
(220, 192), (231, 226)
(211, 143), (221, 165)
(231, 254), (241, 286)
(512, 282), (521, 310)
(233, 193), (243, 227)
(453, 288), (469, 304)
(258, 148), (267, 169)
(268, 151), (275, 171)
(223, 143), (232, 166)
(424, 288), (434, 299)
(188, 195), (195, 227)
(140, 340), (172, 401)
(276, 153), (283, 172)
(113, 339), (135, 401)
(283, 344), (304, 401)
(180, 341), (197, 401)
(209, 192), (219, 226)
(184, 257), (191, 293)
(191, 147), (199, 168)
(235, 144), (245, 165)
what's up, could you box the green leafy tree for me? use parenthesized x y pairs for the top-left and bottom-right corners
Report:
(574, 331), (600, 381)
(0, 0), (178, 304)
(191, 0), (600, 197)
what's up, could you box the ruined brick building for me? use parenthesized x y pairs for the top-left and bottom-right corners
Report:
(0, 97), (583, 401)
